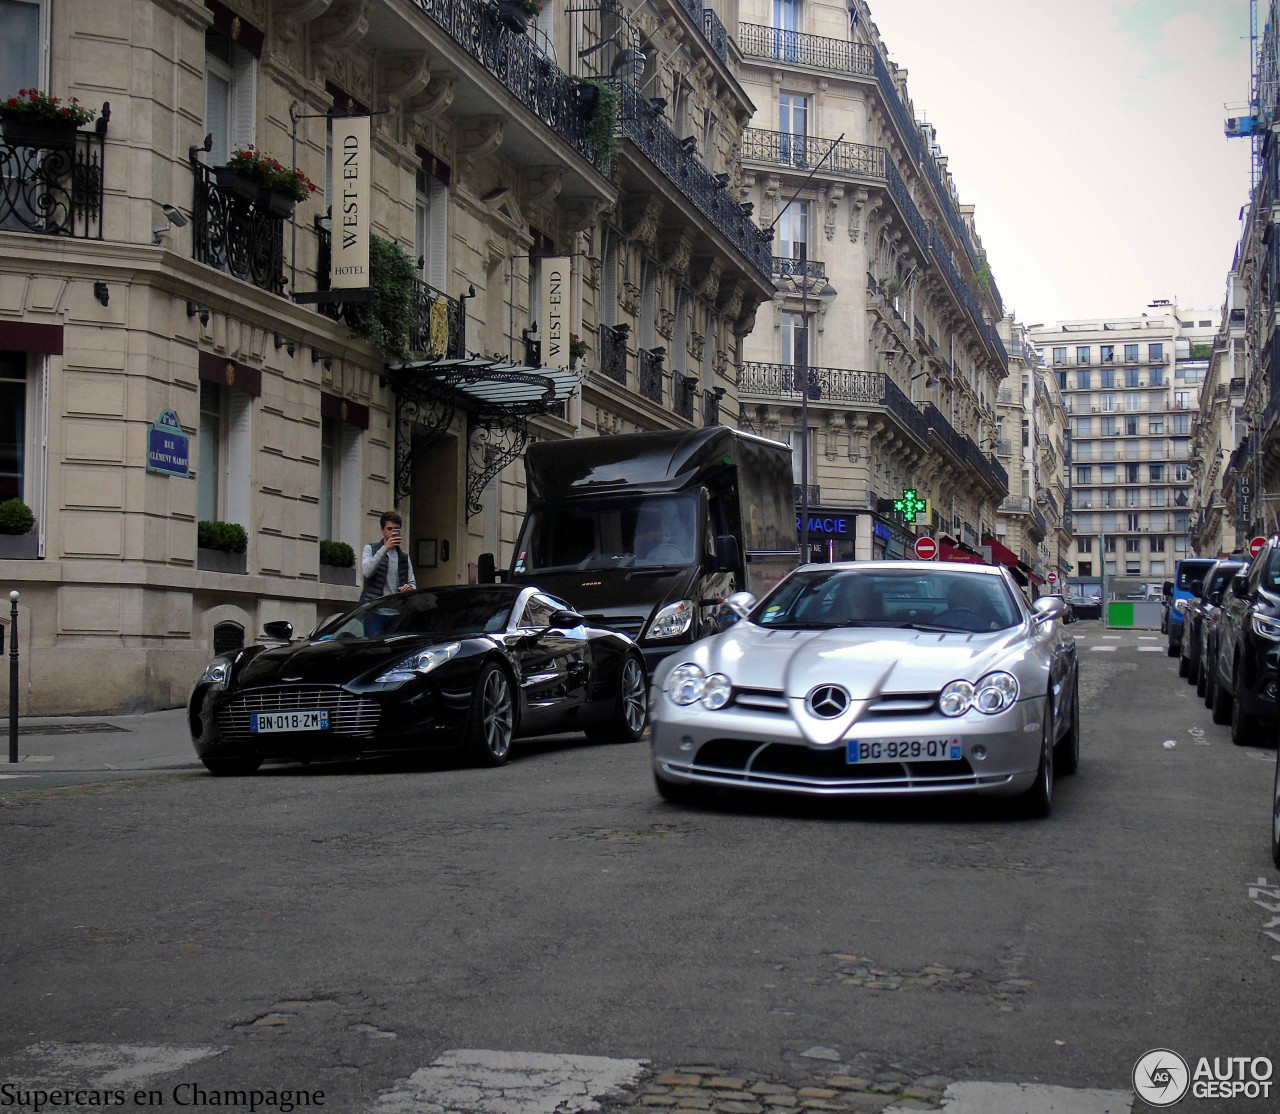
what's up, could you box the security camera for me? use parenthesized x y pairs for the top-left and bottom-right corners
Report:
(161, 204), (190, 228)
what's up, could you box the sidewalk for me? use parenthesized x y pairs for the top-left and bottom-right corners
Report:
(0, 708), (201, 773)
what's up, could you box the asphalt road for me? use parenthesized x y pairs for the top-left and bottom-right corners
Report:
(1, 624), (1276, 1114)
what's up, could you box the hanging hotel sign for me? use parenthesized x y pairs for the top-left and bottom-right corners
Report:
(331, 115), (371, 290)
(539, 256), (571, 368)
(147, 409), (190, 478)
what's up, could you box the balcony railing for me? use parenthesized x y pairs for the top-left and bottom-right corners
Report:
(737, 23), (875, 74)
(619, 87), (771, 277)
(674, 374), (696, 420)
(772, 256), (827, 284)
(741, 128), (885, 178)
(1041, 489), (1059, 518)
(701, 7), (729, 63)
(739, 362), (929, 443)
(598, 323), (628, 385)
(0, 113), (108, 238)
(639, 347), (664, 403)
(924, 402), (966, 460)
(703, 387), (722, 426)
(315, 225), (465, 357)
(407, 0), (600, 169)
(191, 157), (285, 294)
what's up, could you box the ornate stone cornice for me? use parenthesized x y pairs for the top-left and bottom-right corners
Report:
(456, 115), (504, 174)
(377, 52), (432, 115)
(274, 0), (333, 42)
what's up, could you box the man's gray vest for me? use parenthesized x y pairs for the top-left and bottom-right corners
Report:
(360, 540), (398, 604)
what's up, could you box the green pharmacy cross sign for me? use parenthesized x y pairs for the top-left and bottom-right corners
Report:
(894, 488), (927, 520)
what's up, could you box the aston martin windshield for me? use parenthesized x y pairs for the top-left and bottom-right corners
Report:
(751, 568), (1021, 634)
(318, 587), (520, 639)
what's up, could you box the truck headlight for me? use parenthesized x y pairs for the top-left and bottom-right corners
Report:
(375, 642), (461, 685)
(666, 663), (706, 705)
(646, 600), (694, 641)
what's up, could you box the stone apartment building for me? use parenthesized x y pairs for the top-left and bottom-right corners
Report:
(731, 0), (1009, 563)
(1029, 307), (1212, 597)
(0, 0), (769, 714)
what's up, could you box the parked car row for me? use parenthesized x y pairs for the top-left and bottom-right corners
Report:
(1169, 544), (1280, 867)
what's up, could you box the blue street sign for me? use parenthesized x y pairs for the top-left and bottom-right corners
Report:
(147, 409), (190, 477)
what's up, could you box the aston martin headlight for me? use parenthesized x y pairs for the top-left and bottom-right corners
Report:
(374, 642), (462, 685)
(972, 671), (1019, 714)
(199, 658), (232, 689)
(645, 600), (694, 641)
(702, 673), (732, 709)
(1252, 613), (1280, 642)
(938, 680), (974, 717)
(666, 662), (706, 705)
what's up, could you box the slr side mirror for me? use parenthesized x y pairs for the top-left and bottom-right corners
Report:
(547, 609), (585, 630)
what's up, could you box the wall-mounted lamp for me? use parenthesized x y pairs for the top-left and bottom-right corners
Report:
(311, 349), (333, 370)
(911, 370), (940, 388)
(274, 333), (296, 357)
(678, 136), (697, 154)
(712, 386), (727, 399)
(614, 322), (631, 338)
(93, 281), (109, 307)
(186, 301), (210, 327)
(713, 173), (730, 189)
(683, 375), (699, 390)
(740, 202), (754, 217)
(648, 346), (666, 360)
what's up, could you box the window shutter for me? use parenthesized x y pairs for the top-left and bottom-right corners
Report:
(428, 179), (448, 291)
(230, 44), (257, 153)
(225, 390), (252, 529)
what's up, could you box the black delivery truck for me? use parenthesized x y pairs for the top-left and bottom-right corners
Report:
(485, 428), (798, 674)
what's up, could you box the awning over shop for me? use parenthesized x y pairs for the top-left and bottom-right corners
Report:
(983, 537), (1020, 570)
(939, 542), (987, 565)
(383, 355), (582, 514)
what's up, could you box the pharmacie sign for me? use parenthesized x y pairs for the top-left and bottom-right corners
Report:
(146, 409), (190, 477)
(331, 115), (371, 290)
(796, 513), (850, 536)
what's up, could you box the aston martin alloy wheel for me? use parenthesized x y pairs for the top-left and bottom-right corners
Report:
(468, 662), (515, 766)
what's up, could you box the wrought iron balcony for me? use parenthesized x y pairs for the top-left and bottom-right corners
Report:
(924, 402), (965, 460)
(314, 225), (465, 358)
(701, 7), (729, 63)
(772, 256), (827, 285)
(674, 374), (696, 420)
(0, 112), (108, 239)
(703, 387), (723, 426)
(1041, 489), (1059, 518)
(737, 23), (875, 74)
(739, 362), (929, 444)
(598, 323), (628, 385)
(742, 128), (885, 178)
(618, 88), (771, 278)
(191, 156), (285, 294)
(407, 0), (600, 169)
(639, 347), (664, 403)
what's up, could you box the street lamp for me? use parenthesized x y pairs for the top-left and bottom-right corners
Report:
(791, 262), (835, 562)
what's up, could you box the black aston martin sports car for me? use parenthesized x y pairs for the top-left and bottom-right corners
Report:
(188, 584), (648, 775)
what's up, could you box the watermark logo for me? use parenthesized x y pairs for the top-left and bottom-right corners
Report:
(1133, 1049), (1190, 1107)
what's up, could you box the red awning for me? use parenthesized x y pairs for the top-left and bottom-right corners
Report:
(1030, 572), (1045, 585)
(983, 537), (1021, 570)
(939, 542), (987, 565)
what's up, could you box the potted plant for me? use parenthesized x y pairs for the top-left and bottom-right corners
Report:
(496, 0), (540, 33)
(319, 540), (357, 586)
(197, 519), (248, 574)
(346, 235), (415, 361)
(0, 88), (95, 147)
(0, 498), (37, 560)
(215, 146), (318, 217)
(583, 80), (619, 171)
(569, 333), (588, 367)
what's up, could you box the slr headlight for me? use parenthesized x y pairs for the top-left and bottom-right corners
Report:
(375, 642), (461, 685)
(938, 680), (974, 717)
(702, 673), (732, 709)
(939, 672), (1019, 717)
(666, 662), (706, 705)
(646, 600), (694, 642)
(1252, 614), (1280, 643)
(199, 658), (232, 689)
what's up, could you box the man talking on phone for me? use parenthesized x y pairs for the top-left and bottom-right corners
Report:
(360, 511), (417, 610)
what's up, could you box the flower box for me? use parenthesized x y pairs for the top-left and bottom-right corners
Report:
(319, 564), (357, 586)
(0, 532), (38, 560)
(213, 165), (260, 202)
(496, 0), (531, 32)
(197, 547), (247, 574)
(1, 117), (82, 148)
(259, 188), (297, 218)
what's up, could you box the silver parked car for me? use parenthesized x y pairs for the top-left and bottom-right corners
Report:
(650, 561), (1080, 816)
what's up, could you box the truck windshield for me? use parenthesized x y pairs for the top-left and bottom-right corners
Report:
(514, 493), (699, 573)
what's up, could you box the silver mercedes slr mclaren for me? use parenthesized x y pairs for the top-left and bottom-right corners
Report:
(650, 561), (1080, 817)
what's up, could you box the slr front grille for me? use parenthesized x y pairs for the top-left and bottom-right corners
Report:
(217, 686), (379, 740)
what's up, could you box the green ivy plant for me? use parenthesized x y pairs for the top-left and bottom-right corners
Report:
(583, 80), (619, 172)
(319, 540), (356, 568)
(346, 234), (415, 361)
(0, 497), (35, 535)
(197, 520), (248, 554)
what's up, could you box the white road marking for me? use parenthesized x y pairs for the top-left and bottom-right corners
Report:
(1137, 647), (1164, 652)
(1137, 635), (1157, 640)
(2, 1042), (221, 1089)
(368, 1050), (647, 1114)
(0, 773), (39, 779)
(1102, 635), (1122, 640)
(885, 1081), (1133, 1114)
(1089, 646), (1118, 652)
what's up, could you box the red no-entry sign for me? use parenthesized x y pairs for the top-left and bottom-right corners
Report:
(1249, 535), (1268, 559)
(1047, 571), (1058, 584)
(914, 536), (938, 560)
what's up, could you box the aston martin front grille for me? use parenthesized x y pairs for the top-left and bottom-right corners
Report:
(217, 686), (380, 740)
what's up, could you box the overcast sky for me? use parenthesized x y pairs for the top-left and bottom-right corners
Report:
(863, 0), (1254, 327)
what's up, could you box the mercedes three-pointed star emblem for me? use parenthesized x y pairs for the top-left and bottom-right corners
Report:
(806, 684), (850, 718)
